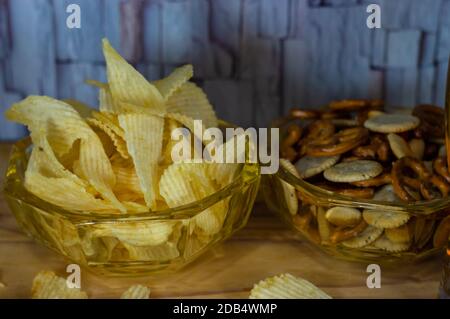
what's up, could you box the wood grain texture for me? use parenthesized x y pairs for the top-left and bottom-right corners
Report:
(0, 143), (443, 299)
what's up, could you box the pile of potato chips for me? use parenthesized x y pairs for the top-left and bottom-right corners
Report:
(6, 38), (241, 217)
(5, 39), (249, 264)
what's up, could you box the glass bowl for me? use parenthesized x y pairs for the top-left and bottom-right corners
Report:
(263, 117), (450, 264)
(3, 138), (260, 276)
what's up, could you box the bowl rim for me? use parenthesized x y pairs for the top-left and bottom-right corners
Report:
(273, 114), (450, 215)
(3, 131), (260, 222)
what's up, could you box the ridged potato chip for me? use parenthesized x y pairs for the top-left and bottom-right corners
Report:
(63, 99), (94, 118)
(119, 113), (164, 209)
(31, 271), (88, 299)
(91, 221), (174, 246)
(166, 82), (218, 128)
(7, 96), (125, 212)
(249, 273), (331, 299)
(25, 134), (115, 211)
(123, 242), (180, 261)
(110, 154), (143, 196)
(121, 285), (151, 299)
(103, 39), (164, 112)
(159, 162), (227, 235)
(87, 117), (129, 159)
(153, 64), (193, 100)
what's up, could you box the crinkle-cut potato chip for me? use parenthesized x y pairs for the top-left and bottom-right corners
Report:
(7, 96), (125, 212)
(103, 38), (165, 112)
(62, 99), (94, 118)
(160, 118), (183, 166)
(78, 134), (125, 212)
(92, 111), (124, 138)
(110, 155), (143, 196)
(123, 242), (180, 261)
(119, 113), (164, 209)
(25, 134), (115, 211)
(153, 64), (193, 100)
(249, 273), (331, 299)
(87, 117), (129, 159)
(91, 221), (173, 246)
(166, 112), (206, 141)
(159, 162), (227, 235)
(31, 271), (88, 299)
(166, 81), (218, 129)
(205, 133), (248, 189)
(121, 285), (151, 299)
(6, 96), (92, 157)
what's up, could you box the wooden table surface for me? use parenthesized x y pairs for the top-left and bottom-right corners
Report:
(0, 143), (444, 299)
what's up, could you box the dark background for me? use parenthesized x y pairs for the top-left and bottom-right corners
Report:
(0, 0), (449, 140)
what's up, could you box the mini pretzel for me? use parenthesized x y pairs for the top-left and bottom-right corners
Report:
(420, 175), (450, 200)
(412, 104), (444, 138)
(329, 99), (368, 112)
(351, 172), (392, 187)
(281, 124), (302, 161)
(433, 157), (450, 184)
(352, 135), (389, 161)
(306, 127), (369, 157)
(330, 219), (367, 244)
(289, 108), (320, 119)
(433, 215), (450, 248)
(299, 120), (335, 155)
(391, 157), (432, 201)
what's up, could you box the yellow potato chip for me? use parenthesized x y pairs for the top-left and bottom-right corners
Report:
(102, 38), (164, 112)
(118, 113), (164, 209)
(121, 285), (151, 299)
(159, 162), (227, 235)
(153, 64), (193, 100)
(249, 273), (331, 299)
(7, 96), (125, 212)
(87, 117), (129, 159)
(91, 221), (173, 246)
(123, 242), (180, 261)
(160, 118), (183, 166)
(25, 134), (114, 211)
(110, 154), (143, 196)
(31, 271), (88, 299)
(166, 82), (218, 128)
(6, 96), (92, 157)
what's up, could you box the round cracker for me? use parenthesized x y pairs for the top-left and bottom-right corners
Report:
(385, 224), (411, 244)
(295, 155), (340, 179)
(325, 206), (361, 226)
(372, 234), (410, 252)
(341, 225), (383, 248)
(363, 210), (410, 229)
(279, 159), (299, 216)
(323, 160), (383, 183)
(364, 114), (419, 133)
(387, 133), (414, 159)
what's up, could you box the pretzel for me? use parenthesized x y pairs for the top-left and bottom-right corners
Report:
(391, 157), (440, 201)
(433, 157), (450, 184)
(289, 108), (320, 119)
(299, 120), (335, 155)
(281, 124), (302, 161)
(351, 172), (392, 187)
(352, 135), (389, 161)
(329, 99), (369, 112)
(305, 127), (369, 157)
(433, 215), (450, 248)
(412, 104), (444, 138)
(420, 175), (450, 200)
(330, 219), (367, 244)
